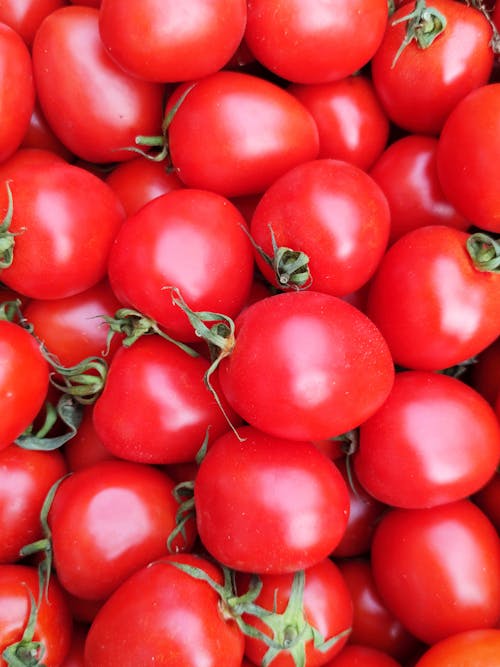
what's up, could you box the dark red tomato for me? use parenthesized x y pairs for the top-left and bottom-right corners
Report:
(70, 0), (101, 6)
(21, 100), (74, 161)
(0, 445), (67, 564)
(0, 0), (65, 45)
(32, 6), (165, 163)
(366, 226), (500, 370)
(370, 134), (469, 244)
(0, 162), (125, 299)
(194, 426), (350, 573)
(0, 564), (72, 667)
(66, 594), (103, 626)
(415, 629), (500, 666)
(470, 337), (500, 406)
(473, 470), (500, 534)
(92, 335), (238, 463)
(325, 645), (402, 667)
(371, 0), (493, 134)
(236, 559), (353, 666)
(84, 553), (245, 666)
(437, 83), (500, 233)
(337, 559), (421, 662)
(61, 623), (87, 667)
(107, 188), (254, 342)
(244, 0), (388, 83)
(49, 459), (196, 601)
(0, 321), (49, 450)
(354, 371), (500, 508)
(0, 22), (34, 163)
(63, 404), (116, 472)
(99, 0), (247, 82)
(249, 159), (390, 297)
(218, 291), (395, 441)
(288, 75), (390, 170)
(167, 71), (320, 197)
(105, 157), (183, 217)
(371, 501), (500, 644)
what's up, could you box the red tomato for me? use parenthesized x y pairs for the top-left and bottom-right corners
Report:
(415, 628), (500, 666)
(0, 162), (125, 299)
(21, 100), (74, 161)
(469, 336), (500, 406)
(371, 501), (500, 644)
(63, 404), (116, 472)
(167, 71), (319, 197)
(369, 134), (469, 244)
(249, 159), (390, 296)
(194, 426), (350, 573)
(84, 554), (245, 666)
(244, 0), (388, 83)
(107, 188), (254, 343)
(325, 645), (402, 667)
(98, 0), (247, 83)
(0, 0), (65, 46)
(32, 6), (165, 163)
(217, 291), (395, 441)
(437, 83), (500, 233)
(354, 371), (500, 508)
(288, 75), (390, 170)
(0, 321), (49, 450)
(473, 470), (500, 534)
(371, 0), (493, 134)
(366, 226), (500, 370)
(61, 623), (87, 667)
(49, 459), (196, 601)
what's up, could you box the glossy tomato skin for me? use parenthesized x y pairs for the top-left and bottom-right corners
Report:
(0, 321), (49, 451)
(245, 0), (388, 84)
(437, 83), (500, 233)
(288, 76), (390, 170)
(99, 0), (247, 82)
(63, 404), (116, 472)
(92, 335), (238, 463)
(354, 371), (500, 508)
(0, 0), (65, 46)
(369, 134), (469, 244)
(21, 101), (75, 161)
(370, 501), (500, 645)
(366, 226), (500, 370)
(415, 628), (500, 666)
(219, 291), (395, 441)
(325, 645), (402, 667)
(194, 426), (350, 574)
(84, 553), (245, 667)
(249, 159), (390, 297)
(108, 188), (254, 342)
(32, 6), (164, 163)
(48, 459), (196, 601)
(371, 0), (493, 134)
(167, 71), (320, 197)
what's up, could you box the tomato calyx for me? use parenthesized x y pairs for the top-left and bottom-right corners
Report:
(0, 181), (23, 270)
(391, 0), (447, 67)
(15, 394), (83, 452)
(2, 587), (47, 667)
(467, 232), (500, 272)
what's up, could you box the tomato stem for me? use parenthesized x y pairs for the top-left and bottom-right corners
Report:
(15, 394), (83, 451)
(391, 0), (447, 68)
(466, 232), (500, 272)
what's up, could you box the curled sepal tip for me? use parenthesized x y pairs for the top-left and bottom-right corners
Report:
(15, 394), (83, 451)
(391, 0), (447, 68)
(39, 346), (108, 405)
(467, 232), (500, 273)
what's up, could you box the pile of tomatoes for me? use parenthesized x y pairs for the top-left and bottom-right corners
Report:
(0, 0), (500, 665)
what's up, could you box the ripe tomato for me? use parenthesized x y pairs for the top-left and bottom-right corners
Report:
(217, 291), (394, 441)
(473, 470), (500, 534)
(0, 0), (65, 46)
(371, 501), (500, 644)
(167, 71), (319, 197)
(194, 426), (350, 574)
(244, 0), (388, 83)
(21, 101), (74, 161)
(371, 0), (494, 134)
(0, 321), (49, 450)
(469, 336), (500, 406)
(84, 554), (245, 666)
(415, 628), (500, 666)
(98, 0), (247, 83)
(326, 645), (403, 667)
(63, 404), (116, 472)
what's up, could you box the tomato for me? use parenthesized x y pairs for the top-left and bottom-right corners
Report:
(92, 335), (238, 463)
(0, 321), (49, 451)
(216, 291), (394, 441)
(244, 0), (388, 83)
(0, 564), (72, 667)
(0, 0), (65, 46)
(473, 470), (500, 534)
(366, 226), (500, 370)
(470, 336), (500, 406)
(354, 371), (500, 508)
(249, 159), (390, 296)
(371, 0), (494, 134)
(32, 6), (165, 163)
(48, 459), (196, 601)
(288, 75), (390, 171)
(236, 559), (353, 666)
(325, 645), (402, 667)
(84, 553), (245, 666)
(63, 404), (116, 472)
(21, 100), (74, 161)
(369, 134), (469, 244)
(437, 83), (500, 233)
(107, 188), (254, 343)
(0, 161), (125, 300)
(61, 623), (87, 667)
(194, 425), (350, 573)
(415, 628), (500, 666)
(167, 71), (319, 197)
(98, 0), (247, 83)
(0, 22), (35, 163)
(371, 500), (500, 644)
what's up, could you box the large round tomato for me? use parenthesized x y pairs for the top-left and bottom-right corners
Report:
(415, 629), (500, 666)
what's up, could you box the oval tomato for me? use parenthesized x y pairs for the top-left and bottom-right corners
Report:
(415, 628), (500, 666)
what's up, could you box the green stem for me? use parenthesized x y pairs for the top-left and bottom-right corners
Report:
(466, 233), (500, 272)
(391, 0), (447, 67)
